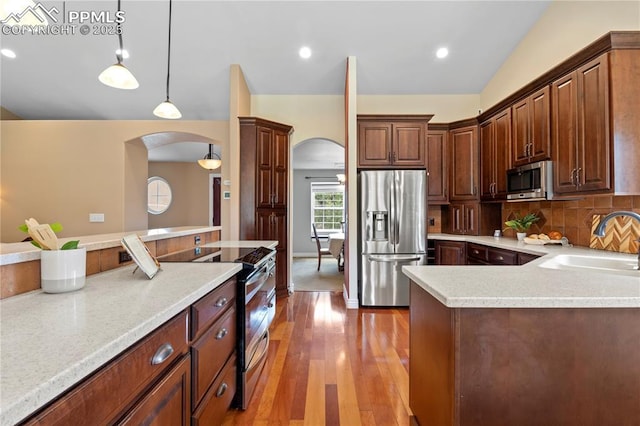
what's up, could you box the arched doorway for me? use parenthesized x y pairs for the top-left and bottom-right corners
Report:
(123, 131), (223, 231)
(290, 138), (345, 292)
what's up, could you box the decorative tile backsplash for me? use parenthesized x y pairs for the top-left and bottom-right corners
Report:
(590, 214), (640, 254)
(502, 195), (640, 253)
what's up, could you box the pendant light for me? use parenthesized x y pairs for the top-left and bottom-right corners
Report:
(198, 145), (222, 170)
(98, 0), (138, 90)
(153, 0), (181, 119)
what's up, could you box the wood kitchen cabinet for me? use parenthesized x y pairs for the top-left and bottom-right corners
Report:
(552, 53), (611, 195)
(511, 86), (551, 166)
(426, 126), (448, 204)
(240, 117), (294, 298)
(357, 115), (432, 168)
(190, 278), (237, 425)
(22, 311), (190, 425)
(467, 242), (518, 265)
(551, 48), (640, 196)
(434, 240), (466, 265)
(410, 282), (640, 426)
(445, 202), (501, 236)
(480, 108), (511, 201)
(448, 122), (479, 201)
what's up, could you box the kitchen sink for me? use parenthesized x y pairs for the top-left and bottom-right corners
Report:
(539, 254), (639, 277)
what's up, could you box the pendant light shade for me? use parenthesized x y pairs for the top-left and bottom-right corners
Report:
(98, 0), (138, 90)
(99, 63), (139, 90)
(198, 145), (222, 170)
(153, 100), (182, 119)
(154, 0), (181, 119)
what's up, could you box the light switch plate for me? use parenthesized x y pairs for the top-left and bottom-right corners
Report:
(89, 213), (105, 223)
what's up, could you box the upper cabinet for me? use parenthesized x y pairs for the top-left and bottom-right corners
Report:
(552, 54), (611, 195)
(511, 86), (551, 167)
(448, 122), (479, 201)
(480, 108), (511, 201)
(357, 115), (433, 169)
(426, 126), (448, 204)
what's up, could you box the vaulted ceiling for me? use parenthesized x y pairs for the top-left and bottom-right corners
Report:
(1, 0), (550, 122)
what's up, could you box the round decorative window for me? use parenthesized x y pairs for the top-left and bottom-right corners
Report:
(147, 176), (172, 215)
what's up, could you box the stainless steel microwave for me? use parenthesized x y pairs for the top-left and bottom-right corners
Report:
(506, 160), (554, 201)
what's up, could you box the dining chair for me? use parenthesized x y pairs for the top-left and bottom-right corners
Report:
(312, 223), (333, 271)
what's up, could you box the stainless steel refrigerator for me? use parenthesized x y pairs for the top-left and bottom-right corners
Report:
(359, 170), (427, 306)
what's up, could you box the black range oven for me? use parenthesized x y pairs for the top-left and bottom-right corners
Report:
(157, 245), (276, 410)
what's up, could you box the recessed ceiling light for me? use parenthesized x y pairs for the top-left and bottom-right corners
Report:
(299, 46), (312, 59)
(116, 48), (130, 59)
(436, 47), (449, 59)
(1, 48), (16, 59)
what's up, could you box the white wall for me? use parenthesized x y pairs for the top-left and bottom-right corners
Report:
(292, 169), (343, 256)
(481, 0), (640, 109)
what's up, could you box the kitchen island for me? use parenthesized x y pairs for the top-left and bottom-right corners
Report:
(403, 238), (639, 426)
(0, 232), (279, 426)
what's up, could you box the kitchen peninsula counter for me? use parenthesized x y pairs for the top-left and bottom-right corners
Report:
(0, 261), (241, 426)
(0, 226), (222, 266)
(405, 235), (640, 425)
(405, 234), (640, 308)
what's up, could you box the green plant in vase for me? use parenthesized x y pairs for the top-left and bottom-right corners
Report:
(504, 213), (540, 240)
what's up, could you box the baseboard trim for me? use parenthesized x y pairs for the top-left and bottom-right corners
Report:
(343, 285), (359, 309)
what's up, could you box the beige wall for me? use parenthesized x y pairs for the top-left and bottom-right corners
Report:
(1, 120), (227, 243)
(147, 162), (211, 229)
(481, 1), (640, 110)
(357, 94), (481, 123)
(228, 64), (252, 240)
(251, 95), (345, 146)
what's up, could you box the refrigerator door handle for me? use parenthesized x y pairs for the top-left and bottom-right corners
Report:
(368, 255), (422, 263)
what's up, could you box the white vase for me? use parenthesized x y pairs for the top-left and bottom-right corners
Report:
(40, 247), (86, 293)
(516, 232), (527, 241)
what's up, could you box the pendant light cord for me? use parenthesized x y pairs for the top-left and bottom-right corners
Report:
(116, 0), (124, 64)
(165, 0), (173, 102)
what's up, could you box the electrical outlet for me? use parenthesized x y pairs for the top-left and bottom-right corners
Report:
(119, 250), (132, 263)
(194, 235), (201, 245)
(89, 213), (105, 223)
(429, 217), (435, 226)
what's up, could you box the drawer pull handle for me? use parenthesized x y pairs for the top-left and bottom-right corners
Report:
(496, 256), (504, 261)
(214, 297), (228, 307)
(216, 382), (228, 398)
(473, 250), (479, 255)
(151, 343), (174, 365)
(215, 328), (228, 340)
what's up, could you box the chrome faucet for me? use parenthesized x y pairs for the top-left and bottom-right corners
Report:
(593, 211), (640, 270)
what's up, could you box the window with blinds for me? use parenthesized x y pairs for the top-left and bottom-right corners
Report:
(310, 182), (344, 236)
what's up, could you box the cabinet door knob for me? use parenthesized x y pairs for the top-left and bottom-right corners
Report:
(496, 255), (504, 261)
(216, 382), (228, 398)
(215, 328), (228, 340)
(214, 297), (228, 307)
(150, 343), (174, 365)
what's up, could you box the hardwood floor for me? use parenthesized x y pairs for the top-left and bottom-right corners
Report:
(223, 291), (412, 425)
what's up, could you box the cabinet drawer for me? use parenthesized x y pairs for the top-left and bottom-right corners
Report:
(191, 305), (236, 409)
(191, 353), (237, 426)
(24, 311), (189, 425)
(191, 277), (236, 341)
(488, 248), (518, 265)
(118, 354), (191, 426)
(518, 252), (540, 265)
(467, 243), (488, 262)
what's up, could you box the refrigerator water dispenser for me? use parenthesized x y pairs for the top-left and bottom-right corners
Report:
(367, 211), (388, 241)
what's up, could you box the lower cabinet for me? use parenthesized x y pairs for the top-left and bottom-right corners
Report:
(22, 311), (190, 425)
(119, 355), (191, 426)
(21, 278), (239, 426)
(435, 240), (541, 266)
(435, 240), (466, 265)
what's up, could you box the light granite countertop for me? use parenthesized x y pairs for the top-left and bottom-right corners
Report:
(0, 261), (242, 426)
(0, 226), (222, 266)
(404, 234), (640, 309)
